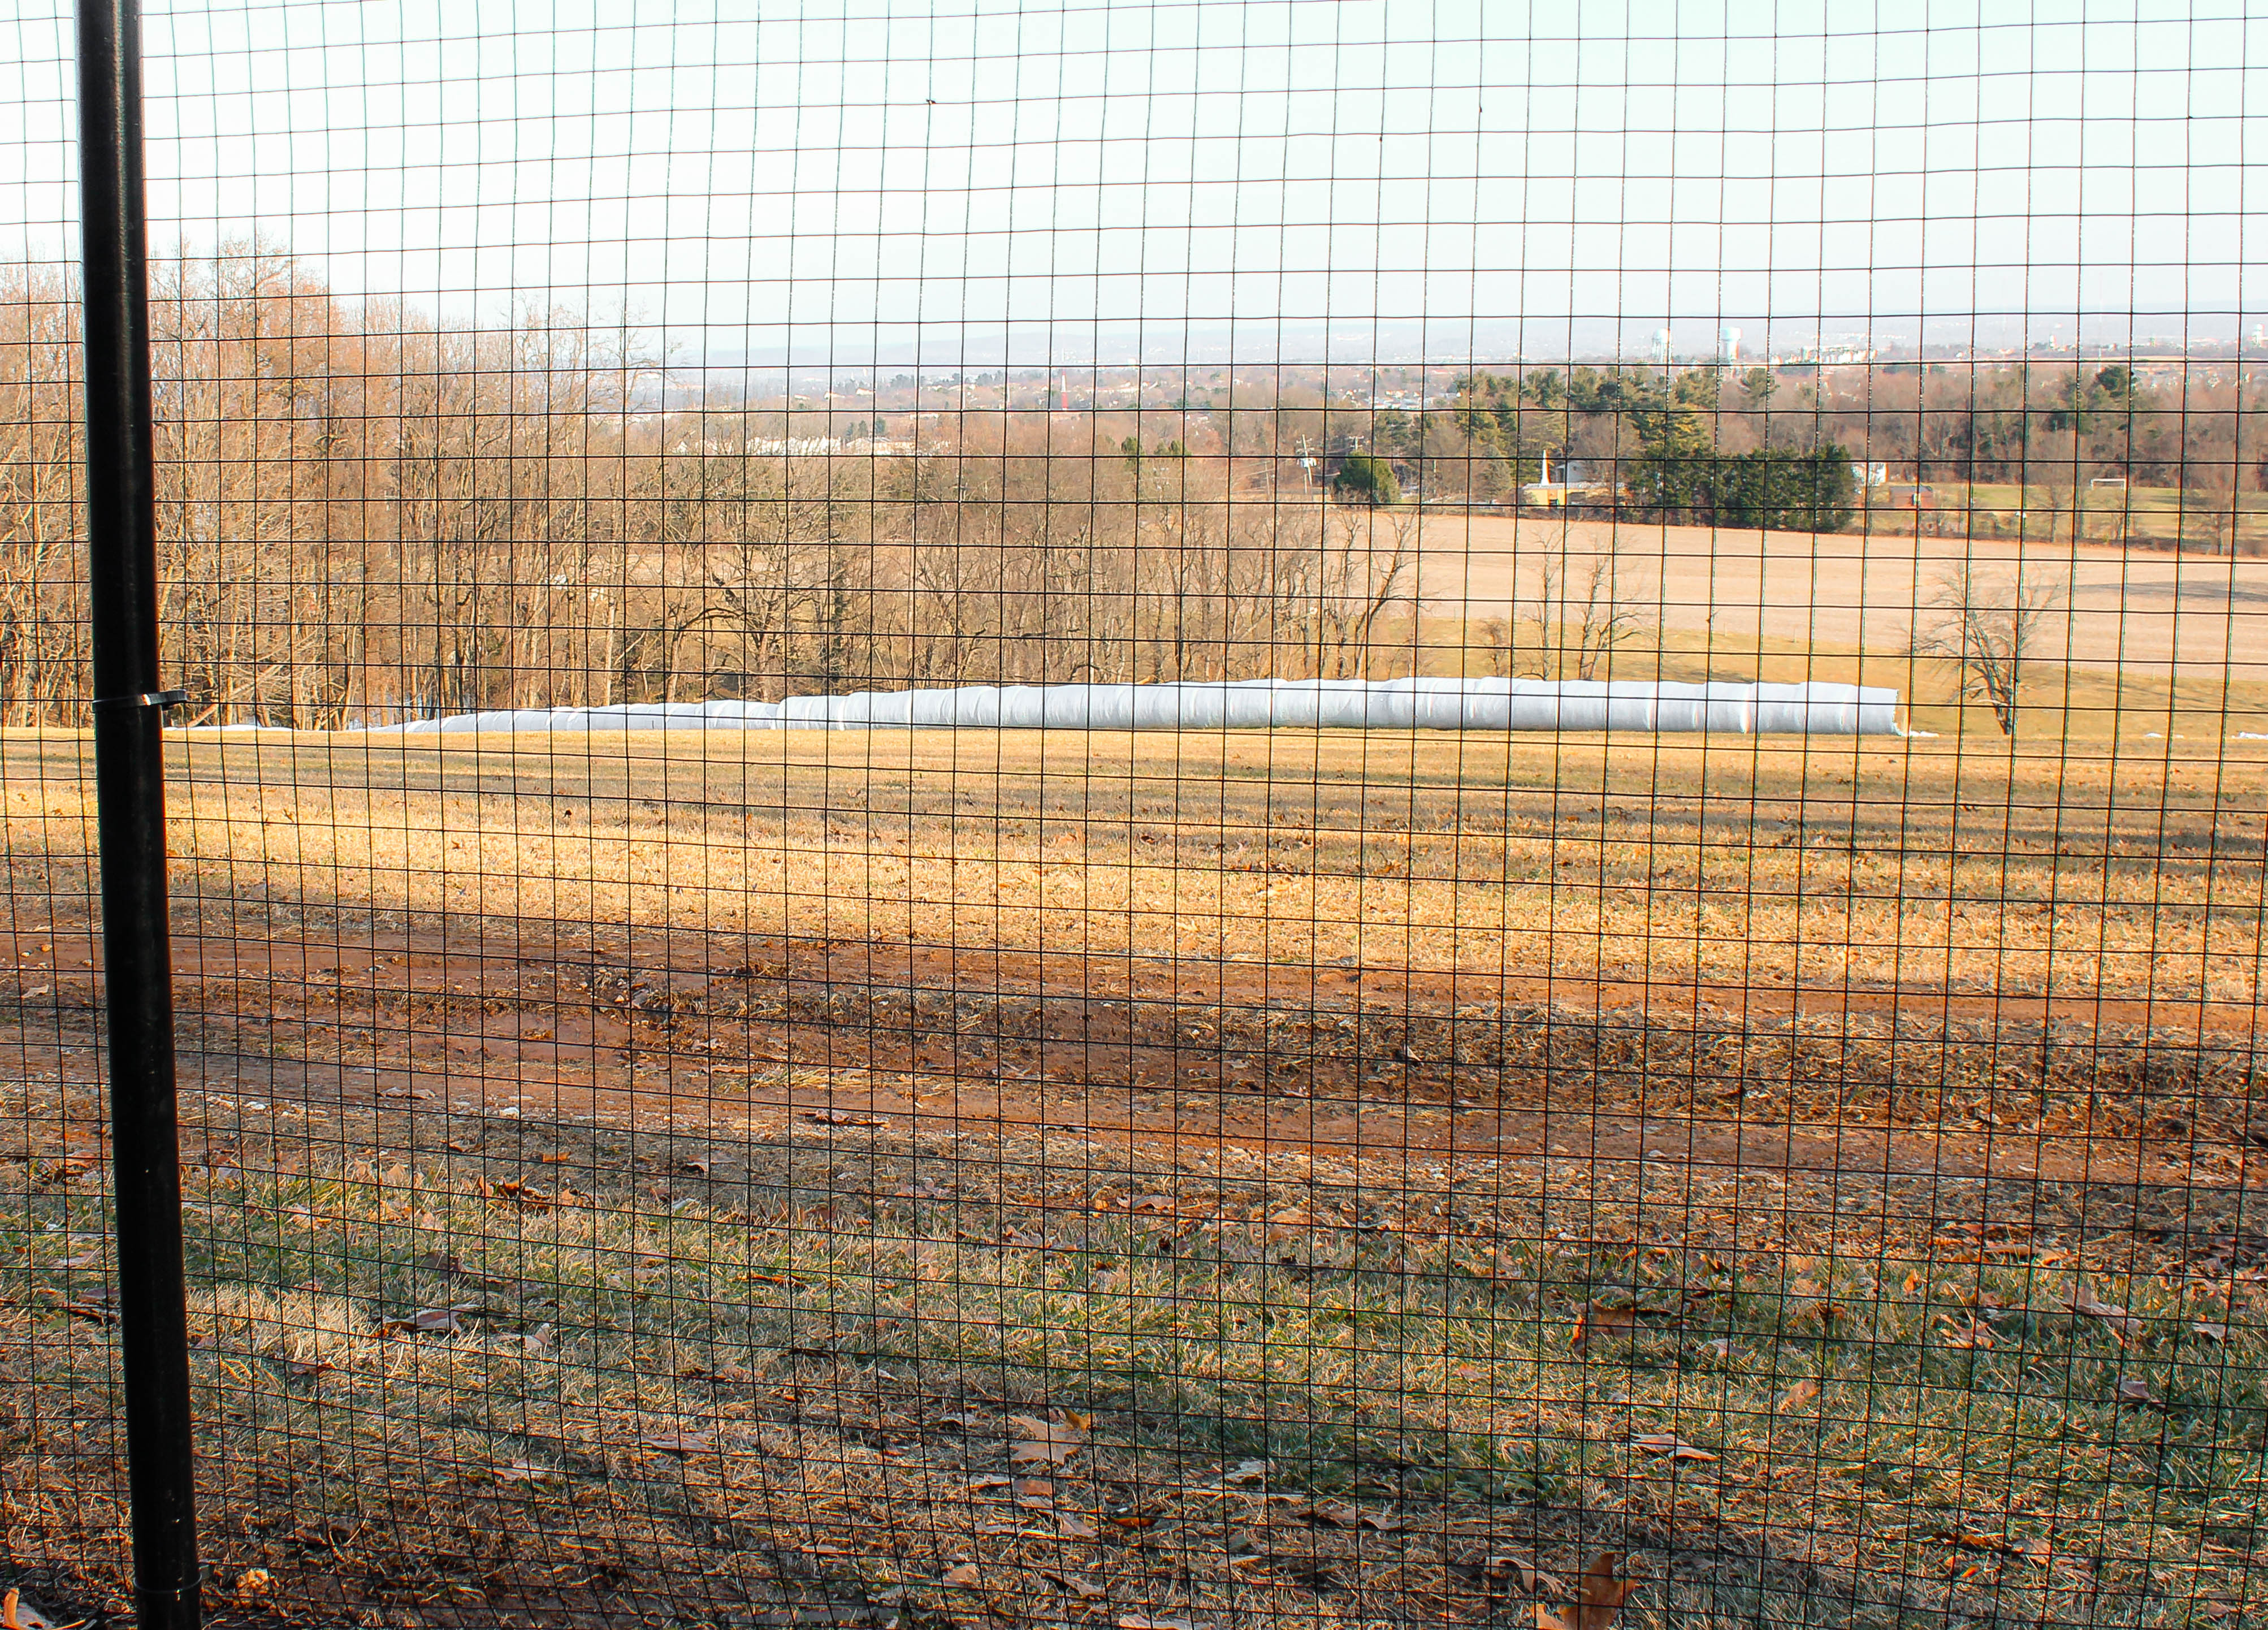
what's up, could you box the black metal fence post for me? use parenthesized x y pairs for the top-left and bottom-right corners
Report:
(75, 0), (201, 1623)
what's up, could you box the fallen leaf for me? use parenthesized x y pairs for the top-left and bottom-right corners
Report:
(1044, 1572), (1106, 1601)
(1940, 1314), (1996, 1351)
(284, 1358), (336, 1381)
(1535, 1550), (1638, 1630)
(2065, 1289), (2142, 1345)
(966, 1473), (1014, 1490)
(1008, 1413), (1089, 1465)
(1570, 1302), (1637, 1353)
(1014, 1476), (1054, 1500)
(940, 1563), (981, 1587)
(496, 1459), (558, 1483)
(2113, 1376), (2162, 1408)
(1222, 1458), (1268, 1485)
(1056, 1514), (1100, 1539)
(1295, 1498), (1362, 1528)
(1630, 1433), (1716, 1462)
(0, 1590), (70, 1630)
(1360, 1510), (1404, 1532)
(377, 1304), (478, 1337)
(1128, 1194), (1177, 1214)
(1778, 1378), (1820, 1412)
(2192, 1320), (2229, 1342)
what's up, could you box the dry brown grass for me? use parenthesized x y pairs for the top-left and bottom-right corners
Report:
(2, 724), (2260, 1012)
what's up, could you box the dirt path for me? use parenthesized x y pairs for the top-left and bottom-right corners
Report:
(7, 913), (2259, 1199)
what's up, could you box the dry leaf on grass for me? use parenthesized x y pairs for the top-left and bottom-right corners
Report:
(376, 1304), (480, 1337)
(1056, 1514), (1100, 1539)
(1630, 1433), (1716, 1462)
(1570, 1301), (1637, 1352)
(637, 1429), (715, 1455)
(1940, 1315), (1996, 1351)
(1, 1589), (69, 1630)
(1222, 1458), (1268, 1485)
(940, 1563), (981, 1588)
(2064, 1290), (2142, 1345)
(496, 1459), (559, 1483)
(1007, 1412), (1090, 1465)
(2193, 1320), (2230, 1342)
(2114, 1376), (2162, 1408)
(1535, 1551), (1638, 1630)
(1044, 1572), (1106, 1601)
(1778, 1378), (1820, 1412)
(1294, 1498), (1362, 1528)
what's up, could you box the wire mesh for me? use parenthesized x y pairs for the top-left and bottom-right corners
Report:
(3, 2), (2267, 1626)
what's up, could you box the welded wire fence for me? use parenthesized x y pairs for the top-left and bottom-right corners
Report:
(5, 3), (2267, 1627)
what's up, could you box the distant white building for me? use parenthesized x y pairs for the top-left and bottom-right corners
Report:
(1651, 329), (1674, 366)
(1719, 326), (1742, 361)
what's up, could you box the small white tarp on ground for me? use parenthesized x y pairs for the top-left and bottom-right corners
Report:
(356, 678), (1904, 736)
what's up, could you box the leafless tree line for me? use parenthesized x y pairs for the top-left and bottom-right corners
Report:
(0, 252), (1422, 725)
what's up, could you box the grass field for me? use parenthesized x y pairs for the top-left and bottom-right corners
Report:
(1403, 514), (2268, 694)
(8, 1068), (2267, 1629)
(0, 723), (2248, 1011)
(2, 716), (2265, 1627)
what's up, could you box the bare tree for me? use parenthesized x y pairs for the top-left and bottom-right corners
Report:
(1302, 507), (1418, 678)
(1910, 560), (2068, 737)
(1519, 526), (1651, 680)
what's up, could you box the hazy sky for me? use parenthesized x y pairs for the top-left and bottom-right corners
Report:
(0, 0), (2260, 360)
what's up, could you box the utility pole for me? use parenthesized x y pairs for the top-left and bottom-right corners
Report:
(76, 0), (201, 1622)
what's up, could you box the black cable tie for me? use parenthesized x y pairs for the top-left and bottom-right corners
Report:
(92, 689), (188, 713)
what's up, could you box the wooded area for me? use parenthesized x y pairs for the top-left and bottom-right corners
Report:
(2, 251), (2260, 726)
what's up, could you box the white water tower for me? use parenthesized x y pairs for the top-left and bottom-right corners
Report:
(1719, 326), (1742, 362)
